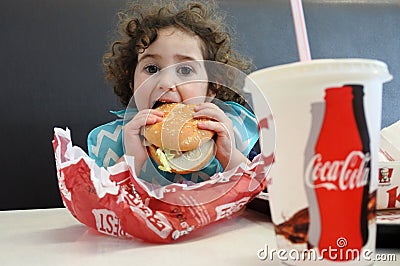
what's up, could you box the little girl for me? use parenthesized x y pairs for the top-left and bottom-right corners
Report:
(88, 0), (259, 184)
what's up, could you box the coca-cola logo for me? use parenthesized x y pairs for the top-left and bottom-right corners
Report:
(305, 151), (370, 191)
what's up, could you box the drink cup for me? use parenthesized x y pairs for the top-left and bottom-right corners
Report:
(248, 59), (392, 265)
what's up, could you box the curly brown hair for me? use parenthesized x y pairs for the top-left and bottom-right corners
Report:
(103, 0), (253, 107)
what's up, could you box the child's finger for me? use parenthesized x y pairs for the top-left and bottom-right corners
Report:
(149, 109), (165, 117)
(194, 105), (227, 123)
(194, 102), (218, 110)
(125, 110), (163, 134)
(197, 120), (229, 136)
(137, 110), (164, 124)
(146, 114), (163, 124)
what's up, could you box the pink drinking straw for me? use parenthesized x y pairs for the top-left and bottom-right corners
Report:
(290, 0), (312, 61)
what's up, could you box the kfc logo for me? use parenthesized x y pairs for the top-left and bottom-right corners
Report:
(379, 167), (393, 185)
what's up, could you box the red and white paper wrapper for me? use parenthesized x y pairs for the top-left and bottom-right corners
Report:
(52, 127), (269, 243)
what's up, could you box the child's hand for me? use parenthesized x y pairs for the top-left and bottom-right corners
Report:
(194, 103), (249, 171)
(122, 109), (164, 175)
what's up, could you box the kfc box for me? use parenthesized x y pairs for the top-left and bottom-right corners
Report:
(377, 161), (400, 209)
(378, 120), (400, 209)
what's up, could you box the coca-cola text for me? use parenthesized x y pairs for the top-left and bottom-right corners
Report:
(305, 151), (370, 191)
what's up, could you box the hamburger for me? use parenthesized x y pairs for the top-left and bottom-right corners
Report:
(143, 103), (216, 174)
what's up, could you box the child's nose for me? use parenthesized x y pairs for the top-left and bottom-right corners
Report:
(156, 71), (178, 92)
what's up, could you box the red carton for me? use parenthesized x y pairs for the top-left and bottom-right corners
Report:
(377, 161), (400, 209)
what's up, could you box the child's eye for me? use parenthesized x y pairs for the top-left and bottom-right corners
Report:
(145, 64), (159, 74)
(176, 65), (194, 76)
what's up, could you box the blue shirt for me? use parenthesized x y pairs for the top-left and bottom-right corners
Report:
(87, 101), (259, 185)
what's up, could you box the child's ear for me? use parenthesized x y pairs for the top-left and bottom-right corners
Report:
(206, 84), (218, 101)
(206, 91), (216, 102)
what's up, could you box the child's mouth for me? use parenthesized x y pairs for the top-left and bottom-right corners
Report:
(152, 100), (177, 109)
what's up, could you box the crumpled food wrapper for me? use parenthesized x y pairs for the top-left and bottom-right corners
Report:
(52, 127), (270, 243)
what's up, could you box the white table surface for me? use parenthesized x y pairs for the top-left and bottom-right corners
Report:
(0, 208), (398, 266)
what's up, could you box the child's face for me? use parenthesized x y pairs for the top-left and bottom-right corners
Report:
(132, 26), (212, 110)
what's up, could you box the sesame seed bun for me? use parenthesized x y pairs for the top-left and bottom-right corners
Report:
(143, 103), (215, 174)
(143, 103), (214, 151)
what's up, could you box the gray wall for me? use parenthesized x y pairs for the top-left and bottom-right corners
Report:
(1, 0), (399, 210)
(222, 0), (400, 128)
